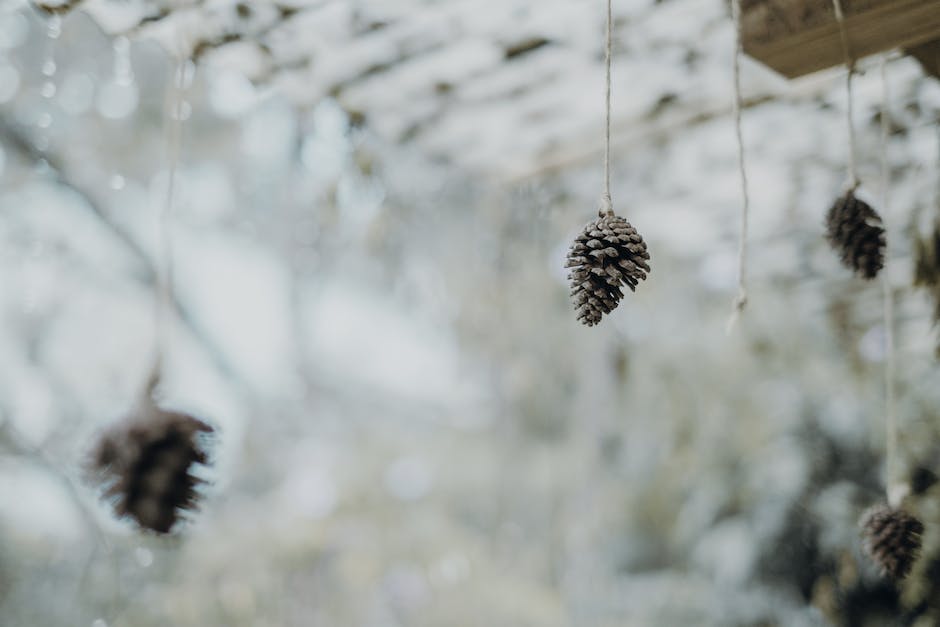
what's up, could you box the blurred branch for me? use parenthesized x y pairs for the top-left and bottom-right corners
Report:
(128, 7), (173, 31)
(0, 119), (154, 282)
(0, 418), (105, 545)
(0, 117), (244, 387)
(116, 2), (308, 82)
(31, 0), (84, 16)
(504, 52), (920, 183)
(0, 416), (125, 620)
(504, 92), (777, 183)
(117, 1), (195, 38)
(192, 32), (272, 62)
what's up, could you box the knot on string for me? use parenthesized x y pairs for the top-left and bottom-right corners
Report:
(887, 482), (910, 510)
(725, 288), (748, 334)
(844, 174), (861, 194)
(598, 192), (613, 217)
(142, 355), (163, 401)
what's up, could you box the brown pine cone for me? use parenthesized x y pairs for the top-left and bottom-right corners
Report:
(825, 190), (886, 280)
(912, 223), (940, 356)
(90, 403), (214, 534)
(860, 503), (924, 580)
(912, 226), (940, 288)
(565, 211), (650, 326)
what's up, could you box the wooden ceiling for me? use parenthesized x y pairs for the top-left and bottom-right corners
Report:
(741, 0), (940, 78)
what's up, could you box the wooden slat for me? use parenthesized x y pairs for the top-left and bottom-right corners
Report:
(908, 39), (940, 79)
(742, 0), (940, 78)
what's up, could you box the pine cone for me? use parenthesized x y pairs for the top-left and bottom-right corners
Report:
(825, 190), (886, 280)
(860, 503), (924, 579)
(90, 403), (214, 534)
(565, 212), (650, 326)
(913, 228), (940, 288)
(911, 223), (940, 358)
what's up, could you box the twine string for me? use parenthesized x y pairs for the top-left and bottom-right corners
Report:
(600, 0), (613, 217)
(831, 0), (860, 190)
(879, 57), (902, 507)
(882, 248), (899, 506)
(147, 18), (186, 398)
(726, 0), (749, 332)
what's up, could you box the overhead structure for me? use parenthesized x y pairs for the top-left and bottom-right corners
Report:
(741, 0), (940, 78)
(27, 0), (940, 181)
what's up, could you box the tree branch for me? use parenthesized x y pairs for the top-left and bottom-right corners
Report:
(31, 0), (84, 16)
(0, 117), (244, 387)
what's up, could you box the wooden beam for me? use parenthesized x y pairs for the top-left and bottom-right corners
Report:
(907, 38), (940, 79)
(742, 0), (940, 78)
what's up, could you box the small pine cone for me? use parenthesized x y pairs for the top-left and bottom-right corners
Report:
(911, 224), (940, 357)
(825, 190), (886, 280)
(565, 212), (650, 326)
(90, 404), (214, 534)
(860, 503), (924, 579)
(912, 237), (935, 288)
(913, 223), (940, 291)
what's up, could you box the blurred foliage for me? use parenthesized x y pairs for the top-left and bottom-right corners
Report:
(0, 2), (939, 627)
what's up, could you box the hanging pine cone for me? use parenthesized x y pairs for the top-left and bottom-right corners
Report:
(90, 402), (214, 534)
(913, 224), (940, 288)
(565, 211), (650, 326)
(825, 190), (886, 280)
(913, 224), (940, 308)
(860, 503), (924, 580)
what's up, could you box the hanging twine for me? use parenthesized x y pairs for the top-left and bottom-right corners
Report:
(564, 0), (650, 327)
(600, 0), (613, 216)
(726, 0), (750, 332)
(831, 0), (860, 191)
(879, 57), (904, 507)
(146, 18), (187, 397)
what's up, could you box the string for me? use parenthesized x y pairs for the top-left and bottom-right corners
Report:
(879, 57), (902, 507)
(831, 0), (860, 190)
(726, 0), (749, 332)
(146, 15), (186, 399)
(600, 0), (613, 216)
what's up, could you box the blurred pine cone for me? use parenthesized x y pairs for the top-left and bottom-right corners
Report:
(825, 191), (886, 280)
(565, 212), (650, 326)
(90, 404), (214, 534)
(913, 225), (940, 288)
(860, 503), (924, 580)
(912, 223), (940, 358)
